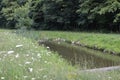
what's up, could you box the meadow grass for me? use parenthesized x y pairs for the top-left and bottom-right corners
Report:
(17, 30), (120, 54)
(0, 30), (76, 80)
(78, 70), (120, 80)
(40, 31), (120, 54)
(0, 29), (120, 80)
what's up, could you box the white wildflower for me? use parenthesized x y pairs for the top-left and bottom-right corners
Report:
(31, 78), (36, 80)
(37, 53), (40, 56)
(7, 51), (14, 54)
(25, 61), (31, 64)
(28, 68), (33, 72)
(1, 77), (5, 79)
(43, 75), (47, 78)
(31, 57), (35, 61)
(37, 53), (41, 58)
(108, 77), (112, 79)
(15, 54), (19, 58)
(26, 54), (29, 57)
(46, 46), (50, 49)
(44, 61), (47, 63)
(18, 39), (21, 41)
(16, 44), (23, 48)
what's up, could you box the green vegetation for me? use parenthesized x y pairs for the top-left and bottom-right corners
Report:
(1, 0), (120, 32)
(41, 31), (120, 54)
(1, 0), (32, 29)
(79, 71), (120, 80)
(0, 29), (120, 80)
(17, 30), (120, 55)
(0, 0), (120, 79)
(0, 29), (75, 80)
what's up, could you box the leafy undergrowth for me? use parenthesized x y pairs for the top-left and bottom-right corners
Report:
(0, 29), (120, 80)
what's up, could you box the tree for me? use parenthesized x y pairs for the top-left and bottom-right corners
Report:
(1, 0), (120, 32)
(14, 0), (33, 29)
(1, 0), (19, 28)
(98, 0), (120, 32)
(0, 0), (6, 28)
(30, 0), (79, 30)
(1, 0), (33, 29)
(77, 0), (120, 32)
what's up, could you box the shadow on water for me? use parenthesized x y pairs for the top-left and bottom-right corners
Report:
(41, 41), (120, 69)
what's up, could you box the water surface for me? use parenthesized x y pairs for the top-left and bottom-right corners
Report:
(42, 41), (120, 69)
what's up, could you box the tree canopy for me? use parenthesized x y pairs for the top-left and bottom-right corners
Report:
(0, 0), (120, 32)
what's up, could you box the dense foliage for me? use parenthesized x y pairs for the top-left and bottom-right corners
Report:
(1, 0), (120, 32)
(77, 0), (120, 32)
(1, 0), (32, 29)
(0, 0), (5, 28)
(30, 0), (79, 30)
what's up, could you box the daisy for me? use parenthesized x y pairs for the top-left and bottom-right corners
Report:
(7, 51), (14, 54)
(16, 44), (23, 48)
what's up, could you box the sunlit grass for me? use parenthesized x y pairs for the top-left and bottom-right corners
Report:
(0, 30), (76, 80)
(0, 29), (120, 80)
(17, 30), (120, 54)
(39, 31), (120, 54)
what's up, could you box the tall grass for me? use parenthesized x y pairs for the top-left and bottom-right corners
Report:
(0, 30), (77, 80)
(16, 30), (120, 54)
(0, 29), (120, 80)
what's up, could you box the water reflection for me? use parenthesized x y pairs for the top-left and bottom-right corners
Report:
(42, 41), (120, 69)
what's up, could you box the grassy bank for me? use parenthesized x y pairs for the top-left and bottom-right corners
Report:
(18, 30), (120, 55)
(0, 30), (76, 80)
(40, 31), (120, 54)
(0, 29), (120, 80)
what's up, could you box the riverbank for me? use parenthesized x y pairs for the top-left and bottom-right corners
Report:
(38, 31), (120, 55)
(17, 30), (120, 55)
(39, 40), (120, 68)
